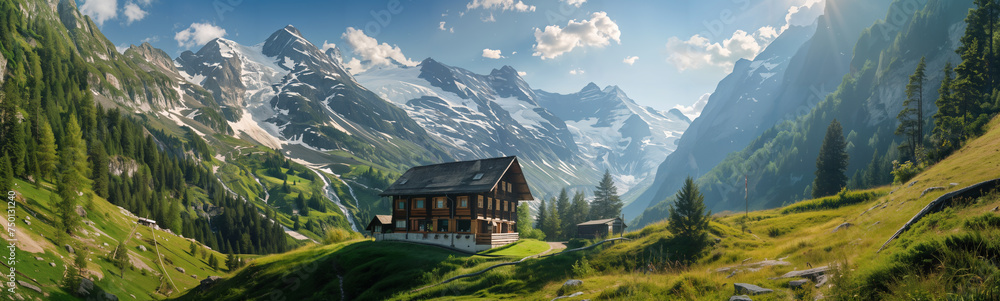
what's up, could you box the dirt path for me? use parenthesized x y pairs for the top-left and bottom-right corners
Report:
(540, 242), (566, 256)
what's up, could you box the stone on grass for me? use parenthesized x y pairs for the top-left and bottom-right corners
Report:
(176, 267), (185, 273)
(103, 292), (119, 301)
(563, 279), (582, 287)
(49, 262), (56, 267)
(17, 281), (41, 293)
(77, 278), (94, 296)
(729, 295), (753, 301)
(789, 279), (810, 289)
(831, 223), (853, 233)
(138, 245), (147, 252)
(734, 283), (773, 295)
(65, 244), (74, 254)
(815, 275), (829, 288)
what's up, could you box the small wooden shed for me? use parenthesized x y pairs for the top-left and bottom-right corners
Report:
(576, 217), (627, 239)
(365, 215), (394, 235)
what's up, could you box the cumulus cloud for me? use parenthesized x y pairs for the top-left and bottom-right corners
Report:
(141, 36), (159, 44)
(115, 44), (128, 54)
(482, 48), (504, 59)
(123, 2), (147, 25)
(533, 12), (621, 59)
(564, 0), (586, 7)
(174, 23), (227, 49)
(623, 56), (639, 65)
(517, 71), (527, 76)
(321, 40), (337, 52)
(674, 93), (710, 120)
(466, 0), (535, 12)
(666, 30), (761, 72)
(79, 0), (118, 25)
(569, 68), (584, 75)
(341, 27), (418, 74)
(481, 13), (496, 22)
(439, 21), (454, 32)
(781, 0), (824, 33)
(756, 26), (779, 40)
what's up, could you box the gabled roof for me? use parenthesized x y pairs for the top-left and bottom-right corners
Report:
(380, 156), (534, 200)
(365, 215), (393, 231)
(577, 217), (627, 227)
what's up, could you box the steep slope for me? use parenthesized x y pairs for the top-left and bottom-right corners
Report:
(635, 0), (974, 227)
(631, 0), (895, 221)
(535, 83), (691, 196)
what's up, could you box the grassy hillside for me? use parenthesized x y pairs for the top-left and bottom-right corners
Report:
(5, 178), (232, 300)
(178, 115), (1000, 300)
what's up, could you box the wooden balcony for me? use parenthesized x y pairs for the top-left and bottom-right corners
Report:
(475, 232), (519, 246)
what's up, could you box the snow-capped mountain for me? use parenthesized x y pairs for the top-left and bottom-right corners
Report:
(357, 59), (690, 197)
(174, 25), (443, 160)
(630, 0), (895, 222)
(535, 83), (690, 193)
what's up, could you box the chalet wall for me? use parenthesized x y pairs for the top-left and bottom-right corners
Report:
(374, 233), (492, 253)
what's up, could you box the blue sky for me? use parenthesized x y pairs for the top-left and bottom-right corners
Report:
(81, 0), (825, 115)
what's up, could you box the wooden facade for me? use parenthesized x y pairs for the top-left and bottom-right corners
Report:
(378, 156), (533, 249)
(576, 217), (627, 239)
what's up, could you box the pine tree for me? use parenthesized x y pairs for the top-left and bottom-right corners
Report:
(813, 119), (849, 198)
(36, 117), (57, 181)
(953, 39), (987, 138)
(590, 169), (623, 220)
(208, 253), (218, 271)
(89, 140), (109, 198)
(225, 253), (236, 271)
(541, 198), (562, 240)
(0, 155), (12, 191)
(189, 241), (198, 255)
(667, 177), (711, 260)
(932, 62), (961, 156)
(565, 190), (590, 238)
(556, 188), (571, 239)
(897, 57), (927, 162)
(56, 115), (91, 235)
(535, 197), (547, 230)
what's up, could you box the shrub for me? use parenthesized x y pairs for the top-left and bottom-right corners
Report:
(571, 255), (595, 277)
(965, 213), (1000, 231)
(781, 189), (884, 214)
(323, 227), (360, 244)
(891, 160), (922, 185)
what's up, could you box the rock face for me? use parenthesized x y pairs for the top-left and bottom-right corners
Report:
(734, 283), (774, 295)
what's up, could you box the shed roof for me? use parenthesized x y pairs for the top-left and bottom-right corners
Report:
(577, 217), (627, 227)
(380, 156), (533, 200)
(365, 215), (393, 231)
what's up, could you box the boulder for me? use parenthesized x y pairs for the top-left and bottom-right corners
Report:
(729, 295), (753, 301)
(551, 291), (584, 301)
(192, 274), (198, 278)
(563, 279), (583, 287)
(198, 276), (222, 291)
(138, 245), (147, 252)
(23, 220), (30, 226)
(49, 262), (56, 267)
(789, 279), (810, 289)
(993, 206), (999, 212)
(75, 205), (87, 217)
(814, 275), (828, 288)
(34, 257), (43, 261)
(176, 267), (186, 274)
(831, 223), (853, 233)
(65, 244), (75, 254)
(920, 187), (945, 198)
(103, 292), (119, 301)
(77, 278), (95, 296)
(17, 280), (42, 293)
(734, 283), (773, 295)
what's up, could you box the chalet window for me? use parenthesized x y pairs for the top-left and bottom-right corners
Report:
(434, 197), (446, 209)
(457, 220), (471, 232)
(507, 183), (512, 192)
(415, 219), (430, 231)
(458, 196), (468, 208)
(396, 201), (406, 210)
(414, 198), (425, 209)
(478, 196), (484, 208)
(438, 219), (449, 232)
(488, 198), (493, 209)
(395, 220), (406, 229)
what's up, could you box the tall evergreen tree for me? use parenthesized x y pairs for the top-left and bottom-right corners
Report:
(555, 188), (570, 239)
(897, 57), (927, 162)
(813, 119), (849, 198)
(56, 115), (90, 235)
(89, 140), (109, 198)
(667, 177), (711, 260)
(590, 169), (623, 220)
(565, 190), (590, 238)
(0, 155), (12, 191)
(953, 39), (987, 138)
(535, 197), (547, 230)
(932, 62), (961, 156)
(541, 198), (562, 240)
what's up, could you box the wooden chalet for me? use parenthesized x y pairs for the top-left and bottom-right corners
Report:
(376, 156), (533, 252)
(576, 217), (627, 239)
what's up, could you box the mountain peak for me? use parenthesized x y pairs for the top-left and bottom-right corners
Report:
(282, 25), (303, 38)
(581, 82), (601, 93)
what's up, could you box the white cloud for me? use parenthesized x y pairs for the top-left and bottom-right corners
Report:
(174, 23), (227, 49)
(665, 30), (761, 72)
(563, 0), (586, 7)
(756, 26), (779, 40)
(674, 93), (710, 120)
(781, 0), (824, 33)
(466, 0), (535, 12)
(482, 13), (496, 22)
(123, 2), (147, 25)
(511, 51), (517, 55)
(136, 0), (153, 5)
(532, 11), (621, 59)
(623, 56), (639, 65)
(341, 27), (418, 74)
(482, 48), (504, 59)
(517, 71), (527, 76)
(439, 21), (454, 32)
(79, 0), (118, 26)
(115, 44), (128, 54)
(569, 68), (584, 75)
(141, 36), (159, 44)
(321, 40), (337, 52)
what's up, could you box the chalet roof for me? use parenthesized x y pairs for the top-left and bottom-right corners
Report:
(577, 217), (626, 227)
(380, 156), (533, 200)
(365, 215), (393, 231)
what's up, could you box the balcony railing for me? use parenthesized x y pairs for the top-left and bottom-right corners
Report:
(476, 232), (519, 246)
